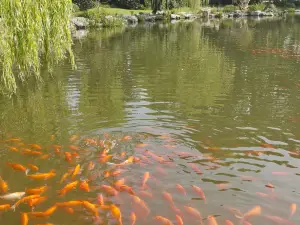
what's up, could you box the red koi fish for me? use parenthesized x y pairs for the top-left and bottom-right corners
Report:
(192, 185), (207, 203)
(162, 191), (174, 205)
(155, 216), (174, 225)
(184, 206), (202, 220)
(176, 184), (186, 195)
(142, 172), (150, 189)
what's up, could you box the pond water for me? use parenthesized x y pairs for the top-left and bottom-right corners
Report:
(1, 16), (300, 225)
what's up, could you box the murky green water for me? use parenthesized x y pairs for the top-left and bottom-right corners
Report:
(1, 16), (300, 225)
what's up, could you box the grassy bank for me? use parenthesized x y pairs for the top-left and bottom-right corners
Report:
(74, 7), (151, 17)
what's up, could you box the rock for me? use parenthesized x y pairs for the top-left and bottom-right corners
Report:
(156, 10), (165, 15)
(202, 8), (211, 18)
(233, 10), (244, 17)
(123, 15), (138, 23)
(71, 17), (89, 30)
(183, 13), (193, 19)
(250, 10), (262, 16)
(295, 9), (300, 14)
(155, 14), (164, 20)
(138, 13), (156, 22)
(170, 14), (181, 20)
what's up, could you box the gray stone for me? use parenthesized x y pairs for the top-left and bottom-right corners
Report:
(123, 15), (138, 23)
(233, 10), (244, 17)
(155, 14), (164, 20)
(156, 10), (165, 15)
(70, 17), (89, 30)
(183, 13), (193, 19)
(170, 14), (181, 20)
(250, 10), (262, 16)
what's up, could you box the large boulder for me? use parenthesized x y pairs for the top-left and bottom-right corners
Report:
(233, 10), (244, 17)
(71, 17), (89, 30)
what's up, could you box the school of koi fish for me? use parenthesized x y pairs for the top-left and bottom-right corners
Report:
(0, 134), (298, 225)
(251, 48), (300, 59)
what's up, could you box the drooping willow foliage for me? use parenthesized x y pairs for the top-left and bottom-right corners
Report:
(0, 0), (75, 94)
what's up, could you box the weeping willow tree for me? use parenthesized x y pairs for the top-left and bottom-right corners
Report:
(0, 0), (75, 94)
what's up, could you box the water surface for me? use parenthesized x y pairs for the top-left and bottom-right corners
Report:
(1, 16), (300, 225)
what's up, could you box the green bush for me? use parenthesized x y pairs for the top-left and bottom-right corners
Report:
(73, 0), (95, 10)
(223, 5), (238, 12)
(215, 12), (223, 18)
(248, 3), (265, 11)
(288, 7), (296, 12)
(72, 3), (80, 12)
(86, 7), (124, 28)
(114, 0), (141, 9)
(286, 2), (296, 8)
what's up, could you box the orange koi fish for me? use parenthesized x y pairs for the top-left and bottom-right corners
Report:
(207, 216), (218, 225)
(192, 185), (207, 203)
(0, 204), (11, 211)
(171, 204), (183, 216)
(290, 203), (296, 218)
(189, 163), (203, 175)
(64, 207), (74, 214)
(27, 171), (56, 180)
(113, 178), (125, 190)
(110, 204), (122, 224)
(145, 151), (165, 163)
(225, 220), (234, 225)
(0, 176), (8, 193)
(69, 135), (79, 142)
(119, 185), (136, 196)
(28, 205), (57, 218)
(97, 194), (104, 205)
(243, 206), (261, 220)
(11, 194), (41, 210)
(175, 184), (186, 196)
(79, 180), (90, 192)
(175, 215), (183, 225)
(21, 212), (29, 225)
(64, 152), (72, 162)
(71, 164), (81, 179)
(82, 201), (98, 216)
(100, 185), (118, 196)
(27, 164), (39, 171)
(8, 146), (18, 152)
(22, 149), (43, 156)
(155, 216), (174, 225)
(28, 196), (48, 208)
(60, 171), (71, 184)
(184, 206), (202, 219)
(68, 145), (80, 151)
(56, 201), (83, 207)
(121, 135), (132, 141)
(40, 154), (50, 160)
(29, 144), (42, 150)
(58, 181), (78, 196)
(130, 212), (136, 225)
(142, 172), (150, 189)
(71, 152), (80, 158)
(99, 155), (113, 163)
(7, 163), (27, 172)
(88, 161), (95, 171)
(135, 143), (149, 148)
(162, 191), (174, 205)
(25, 186), (48, 195)
(132, 196), (150, 215)
(265, 183), (274, 188)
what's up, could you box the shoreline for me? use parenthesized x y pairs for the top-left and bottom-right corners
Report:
(71, 7), (299, 31)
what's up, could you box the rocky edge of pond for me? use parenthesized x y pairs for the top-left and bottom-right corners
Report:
(71, 8), (299, 31)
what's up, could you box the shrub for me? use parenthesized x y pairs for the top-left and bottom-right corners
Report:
(223, 5), (238, 12)
(215, 12), (223, 18)
(288, 7), (296, 12)
(86, 7), (125, 28)
(286, 2), (296, 7)
(73, 0), (96, 10)
(113, 0), (141, 9)
(72, 3), (80, 12)
(248, 3), (265, 11)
